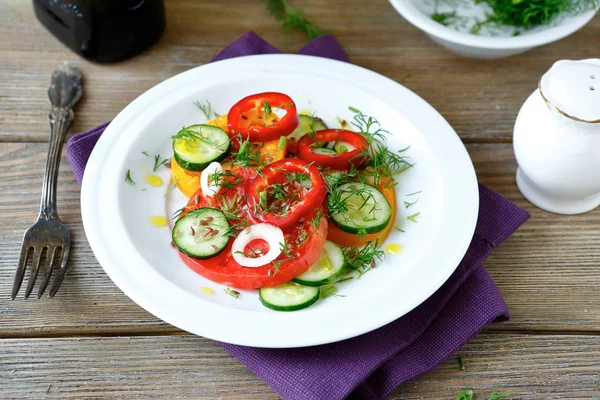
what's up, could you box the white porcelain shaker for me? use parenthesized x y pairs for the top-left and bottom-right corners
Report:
(514, 59), (600, 214)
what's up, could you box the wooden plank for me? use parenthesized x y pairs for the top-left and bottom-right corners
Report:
(0, 142), (598, 336)
(1, 0), (599, 142)
(1, 334), (600, 399)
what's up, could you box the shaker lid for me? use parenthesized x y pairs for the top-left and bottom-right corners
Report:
(540, 59), (600, 123)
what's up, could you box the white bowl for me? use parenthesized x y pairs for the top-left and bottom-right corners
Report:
(388, 0), (598, 59)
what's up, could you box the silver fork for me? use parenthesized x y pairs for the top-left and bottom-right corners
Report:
(11, 63), (83, 299)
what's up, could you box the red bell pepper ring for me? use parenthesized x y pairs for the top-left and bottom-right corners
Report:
(248, 158), (327, 230)
(227, 92), (300, 142)
(297, 129), (369, 170)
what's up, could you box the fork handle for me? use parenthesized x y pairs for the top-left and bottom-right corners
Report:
(40, 107), (74, 219)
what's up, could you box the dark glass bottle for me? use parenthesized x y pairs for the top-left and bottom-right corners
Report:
(33, 0), (165, 63)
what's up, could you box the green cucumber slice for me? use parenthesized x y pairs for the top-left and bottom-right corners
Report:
(312, 147), (338, 156)
(327, 182), (392, 234)
(172, 208), (230, 259)
(173, 124), (230, 171)
(259, 282), (320, 311)
(333, 140), (356, 153)
(293, 241), (346, 286)
(288, 114), (328, 143)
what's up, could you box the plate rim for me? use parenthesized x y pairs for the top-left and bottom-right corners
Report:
(81, 54), (479, 348)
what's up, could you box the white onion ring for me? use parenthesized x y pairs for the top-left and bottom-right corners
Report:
(232, 223), (285, 268)
(200, 162), (223, 197)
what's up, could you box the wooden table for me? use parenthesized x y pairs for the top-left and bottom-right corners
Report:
(1, 1), (599, 398)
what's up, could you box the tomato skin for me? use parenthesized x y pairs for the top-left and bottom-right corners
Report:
(297, 129), (369, 170)
(179, 210), (328, 289)
(247, 158), (327, 230)
(176, 166), (328, 290)
(227, 92), (299, 142)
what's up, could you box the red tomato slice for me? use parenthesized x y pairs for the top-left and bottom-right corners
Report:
(179, 209), (328, 289)
(176, 166), (328, 290)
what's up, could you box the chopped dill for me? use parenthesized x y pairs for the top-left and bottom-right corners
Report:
(404, 198), (419, 208)
(432, 0), (599, 34)
(164, 178), (180, 198)
(125, 169), (135, 185)
(454, 387), (513, 400)
(217, 193), (243, 221)
(153, 154), (169, 172)
(141, 151), (149, 156)
(407, 212), (420, 223)
(172, 206), (187, 220)
(458, 354), (466, 371)
(406, 190), (422, 196)
(309, 209), (323, 231)
(272, 240), (295, 272)
(231, 137), (263, 167)
(224, 287), (240, 298)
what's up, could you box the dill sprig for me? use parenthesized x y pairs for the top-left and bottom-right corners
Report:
(348, 107), (413, 187)
(231, 137), (263, 167)
(194, 100), (214, 120)
(153, 154), (169, 172)
(343, 241), (385, 278)
(125, 169), (135, 185)
(262, 0), (329, 40)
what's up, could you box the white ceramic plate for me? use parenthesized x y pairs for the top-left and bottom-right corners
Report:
(81, 54), (478, 348)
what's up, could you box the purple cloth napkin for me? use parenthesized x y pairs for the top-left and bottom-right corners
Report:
(66, 32), (530, 400)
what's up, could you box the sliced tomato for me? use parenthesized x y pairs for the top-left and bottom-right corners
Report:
(179, 209), (328, 289)
(176, 166), (328, 289)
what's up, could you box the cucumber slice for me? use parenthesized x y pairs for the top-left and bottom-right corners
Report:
(172, 208), (230, 259)
(173, 124), (230, 171)
(333, 140), (356, 153)
(288, 114), (328, 143)
(259, 282), (320, 312)
(327, 182), (392, 234)
(312, 147), (338, 156)
(293, 241), (346, 286)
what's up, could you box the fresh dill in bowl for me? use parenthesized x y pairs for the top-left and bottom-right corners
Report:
(427, 0), (599, 35)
